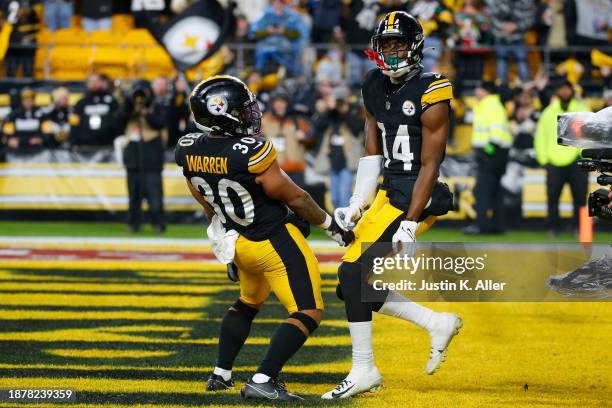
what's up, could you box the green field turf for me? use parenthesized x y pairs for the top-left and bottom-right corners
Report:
(0, 262), (609, 408)
(1, 221), (611, 242)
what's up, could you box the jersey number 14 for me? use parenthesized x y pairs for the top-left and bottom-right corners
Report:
(378, 123), (413, 171)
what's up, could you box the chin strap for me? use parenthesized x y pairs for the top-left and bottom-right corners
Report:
(349, 155), (383, 210)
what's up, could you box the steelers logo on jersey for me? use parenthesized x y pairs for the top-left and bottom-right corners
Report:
(402, 100), (416, 116)
(206, 95), (228, 116)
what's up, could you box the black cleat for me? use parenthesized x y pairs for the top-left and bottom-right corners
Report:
(206, 373), (234, 391)
(240, 377), (303, 401)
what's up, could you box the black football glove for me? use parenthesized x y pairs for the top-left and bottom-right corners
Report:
(325, 218), (355, 247)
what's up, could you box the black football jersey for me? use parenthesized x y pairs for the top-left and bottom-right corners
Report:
(361, 68), (453, 209)
(175, 132), (288, 241)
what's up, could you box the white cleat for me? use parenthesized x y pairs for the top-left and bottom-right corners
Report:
(321, 367), (383, 399)
(425, 312), (463, 375)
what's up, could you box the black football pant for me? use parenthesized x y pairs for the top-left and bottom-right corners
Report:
(127, 169), (165, 229)
(474, 168), (506, 232)
(545, 163), (588, 232)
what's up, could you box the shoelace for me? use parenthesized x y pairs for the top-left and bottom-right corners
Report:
(272, 378), (287, 391)
(335, 379), (351, 391)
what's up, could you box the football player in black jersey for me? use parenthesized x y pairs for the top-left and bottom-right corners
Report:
(175, 75), (353, 402)
(322, 12), (463, 399)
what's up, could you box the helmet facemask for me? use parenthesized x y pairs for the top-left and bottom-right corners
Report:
(236, 100), (262, 136)
(371, 33), (424, 78)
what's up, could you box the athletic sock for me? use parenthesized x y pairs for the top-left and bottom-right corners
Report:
(257, 322), (308, 378)
(348, 321), (375, 376)
(252, 373), (270, 384)
(213, 366), (232, 381)
(377, 290), (436, 331)
(216, 300), (258, 370)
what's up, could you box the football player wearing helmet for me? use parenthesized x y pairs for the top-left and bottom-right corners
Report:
(322, 12), (463, 399)
(176, 76), (354, 402)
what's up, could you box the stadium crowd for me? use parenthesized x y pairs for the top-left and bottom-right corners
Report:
(0, 0), (611, 234)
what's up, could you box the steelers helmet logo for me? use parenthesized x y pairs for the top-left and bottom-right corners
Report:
(206, 95), (228, 116)
(402, 100), (416, 116)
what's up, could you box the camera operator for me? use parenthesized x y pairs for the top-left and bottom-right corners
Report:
(118, 79), (168, 234)
(312, 85), (363, 209)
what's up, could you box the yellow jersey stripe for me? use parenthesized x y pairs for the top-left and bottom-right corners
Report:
(427, 78), (450, 88)
(248, 143), (277, 174)
(248, 141), (271, 163)
(421, 85), (453, 107)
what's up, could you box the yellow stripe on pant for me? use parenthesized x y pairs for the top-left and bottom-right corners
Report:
(234, 223), (324, 314)
(342, 189), (437, 263)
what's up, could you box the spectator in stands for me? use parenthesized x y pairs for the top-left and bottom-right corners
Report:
(69, 72), (119, 147)
(315, 46), (344, 85)
(118, 79), (167, 234)
(311, 0), (343, 45)
(410, 0), (453, 73)
(40, 86), (71, 147)
(605, 88), (612, 109)
(486, 0), (535, 84)
(249, 0), (308, 76)
(311, 85), (362, 209)
(81, 0), (112, 32)
(4, 2), (39, 78)
(132, 0), (164, 28)
(1, 88), (44, 151)
(164, 77), (190, 148)
(451, 0), (490, 95)
(534, 78), (589, 237)
(43, 0), (73, 31)
(340, 0), (378, 88)
(565, 0), (612, 80)
(261, 92), (312, 187)
(464, 81), (513, 235)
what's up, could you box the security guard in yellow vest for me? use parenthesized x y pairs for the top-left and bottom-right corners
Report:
(465, 81), (513, 235)
(534, 79), (589, 236)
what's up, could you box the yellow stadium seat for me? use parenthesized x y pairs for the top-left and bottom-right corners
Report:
(88, 30), (124, 46)
(35, 93), (51, 107)
(141, 46), (175, 80)
(50, 46), (94, 80)
(54, 28), (87, 45)
(0, 94), (10, 107)
(123, 29), (157, 47)
(34, 47), (50, 80)
(112, 14), (134, 33)
(92, 46), (135, 79)
(69, 93), (83, 106)
(37, 28), (54, 46)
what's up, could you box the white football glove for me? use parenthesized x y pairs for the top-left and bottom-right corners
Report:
(206, 215), (239, 265)
(333, 204), (362, 231)
(392, 220), (418, 257)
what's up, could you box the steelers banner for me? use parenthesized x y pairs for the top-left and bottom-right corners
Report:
(144, 0), (231, 71)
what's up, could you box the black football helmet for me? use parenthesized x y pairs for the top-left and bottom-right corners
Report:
(370, 11), (424, 78)
(189, 75), (262, 137)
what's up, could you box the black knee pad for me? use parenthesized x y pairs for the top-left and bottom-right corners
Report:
(336, 283), (344, 301)
(231, 299), (259, 320)
(289, 311), (319, 334)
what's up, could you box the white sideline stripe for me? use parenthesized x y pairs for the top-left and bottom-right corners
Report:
(0, 236), (339, 248)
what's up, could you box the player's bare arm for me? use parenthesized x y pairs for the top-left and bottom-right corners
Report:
(257, 160), (354, 245)
(405, 102), (449, 221)
(257, 160), (327, 225)
(185, 179), (214, 220)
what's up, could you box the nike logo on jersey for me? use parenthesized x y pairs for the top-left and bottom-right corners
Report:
(186, 155), (228, 174)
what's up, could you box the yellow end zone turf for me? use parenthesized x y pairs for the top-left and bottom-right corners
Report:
(0, 260), (609, 407)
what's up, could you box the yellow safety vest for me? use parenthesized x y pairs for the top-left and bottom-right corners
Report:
(471, 94), (513, 148)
